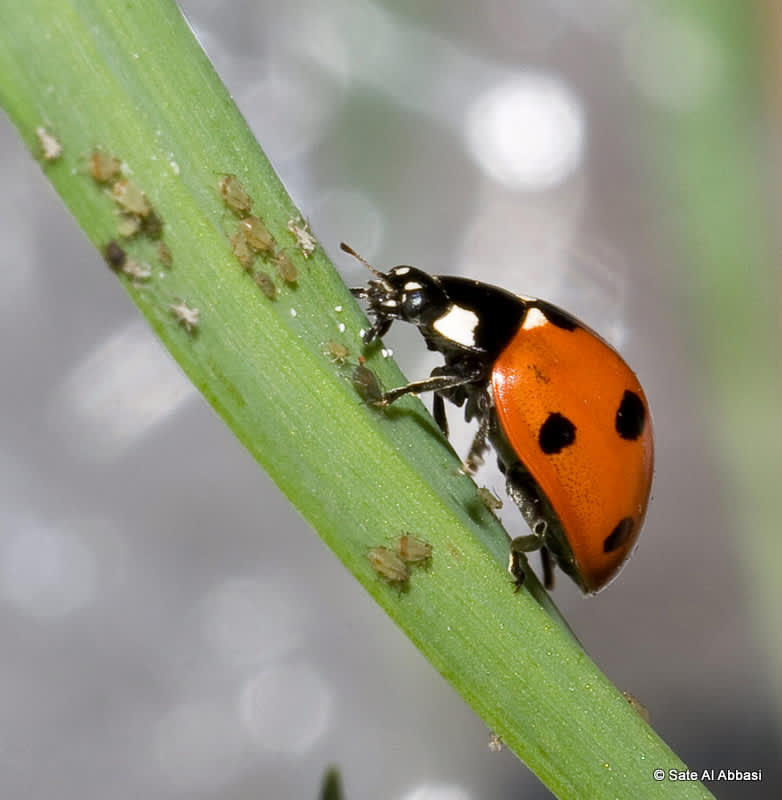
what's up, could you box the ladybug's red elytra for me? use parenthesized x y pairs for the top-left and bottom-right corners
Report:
(345, 242), (653, 594)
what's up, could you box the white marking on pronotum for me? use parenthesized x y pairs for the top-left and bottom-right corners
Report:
(432, 304), (480, 347)
(521, 307), (548, 330)
(403, 281), (423, 292)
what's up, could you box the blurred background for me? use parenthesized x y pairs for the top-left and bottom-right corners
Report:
(1, 1), (780, 797)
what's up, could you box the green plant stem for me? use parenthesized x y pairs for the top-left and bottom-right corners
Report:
(0, 2), (712, 798)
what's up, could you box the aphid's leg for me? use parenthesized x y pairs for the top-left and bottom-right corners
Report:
(505, 466), (548, 589)
(432, 392), (449, 437)
(375, 366), (483, 407)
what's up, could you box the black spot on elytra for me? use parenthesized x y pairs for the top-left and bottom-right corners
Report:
(615, 390), (646, 440)
(539, 412), (576, 454)
(533, 301), (578, 331)
(604, 517), (634, 553)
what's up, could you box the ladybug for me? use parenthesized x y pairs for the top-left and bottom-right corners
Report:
(344, 243), (653, 594)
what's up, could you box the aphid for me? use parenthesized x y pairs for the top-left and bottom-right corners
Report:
(326, 340), (349, 365)
(241, 216), (274, 253)
(351, 364), (382, 405)
(117, 214), (141, 238)
(622, 691), (650, 724)
(229, 227), (254, 270)
(287, 216), (317, 258)
(396, 533), (432, 564)
(112, 178), (151, 217)
(478, 486), (503, 514)
(121, 258), (151, 282)
(368, 547), (409, 584)
(346, 242), (654, 594)
(36, 126), (62, 161)
(103, 240), (127, 271)
(168, 300), (200, 333)
(141, 209), (164, 239)
(488, 734), (504, 753)
(156, 241), (173, 268)
(218, 173), (252, 216)
(254, 270), (277, 299)
(88, 149), (121, 183)
(273, 251), (298, 284)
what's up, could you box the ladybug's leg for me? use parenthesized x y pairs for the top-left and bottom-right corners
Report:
(374, 364), (483, 407)
(540, 546), (555, 590)
(350, 288), (393, 342)
(507, 532), (547, 590)
(463, 393), (492, 473)
(504, 466), (548, 589)
(432, 392), (449, 437)
(505, 467), (547, 533)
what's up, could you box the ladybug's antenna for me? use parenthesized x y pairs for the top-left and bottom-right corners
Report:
(340, 242), (386, 279)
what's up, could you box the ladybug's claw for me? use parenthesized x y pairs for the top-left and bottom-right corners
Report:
(508, 547), (528, 592)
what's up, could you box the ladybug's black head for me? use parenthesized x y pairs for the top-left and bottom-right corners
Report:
(344, 243), (450, 343)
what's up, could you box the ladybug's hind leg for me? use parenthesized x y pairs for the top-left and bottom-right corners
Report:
(540, 546), (555, 590)
(504, 466), (549, 589)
